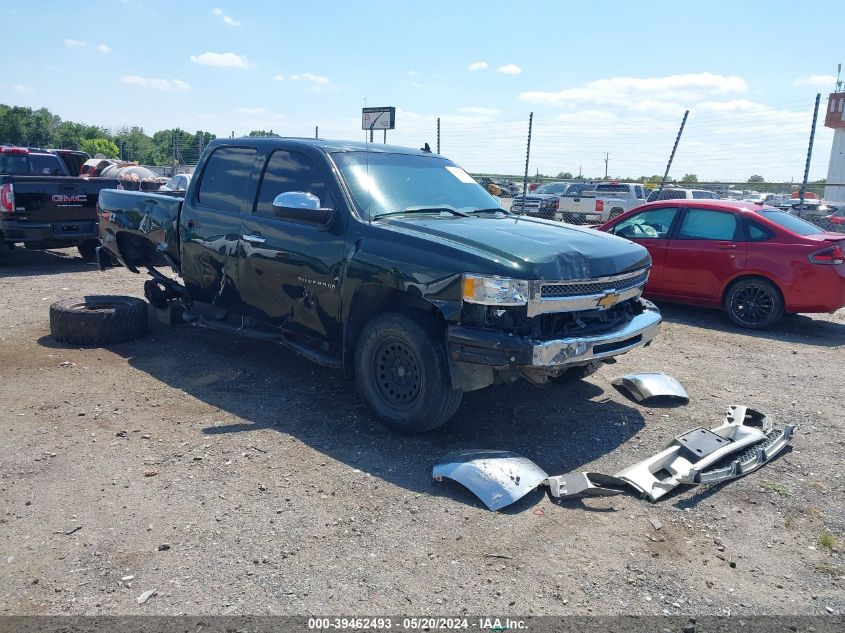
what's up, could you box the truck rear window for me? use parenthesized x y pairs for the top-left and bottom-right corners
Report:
(0, 153), (65, 176)
(196, 147), (257, 212)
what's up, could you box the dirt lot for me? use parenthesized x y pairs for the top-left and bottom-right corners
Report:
(1, 247), (843, 616)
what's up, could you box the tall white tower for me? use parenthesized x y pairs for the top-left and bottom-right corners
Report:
(824, 91), (845, 202)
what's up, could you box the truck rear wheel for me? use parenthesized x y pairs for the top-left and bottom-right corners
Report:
(77, 240), (99, 262)
(50, 296), (148, 345)
(354, 311), (462, 433)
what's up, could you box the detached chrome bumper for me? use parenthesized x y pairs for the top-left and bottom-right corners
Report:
(529, 303), (661, 366)
(447, 300), (662, 368)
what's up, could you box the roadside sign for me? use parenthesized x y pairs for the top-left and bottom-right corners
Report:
(362, 107), (396, 130)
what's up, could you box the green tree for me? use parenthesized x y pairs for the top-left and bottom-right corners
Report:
(681, 174), (698, 183)
(81, 138), (120, 158)
(748, 175), (765, 183)
(556, 171), (573, 179)
(248, 130), (281, 137)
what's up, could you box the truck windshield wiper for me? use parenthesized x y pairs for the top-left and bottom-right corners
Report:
(374, 206), (470, 219)
(468, 207), (510, 214)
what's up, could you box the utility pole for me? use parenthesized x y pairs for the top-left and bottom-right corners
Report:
(799, 93), (821, 211)
(315, 125), (319, 139)
(436, 118), (441, 154)
(604, 153), (609, 179)
(517, 112), (534, 219)
(658, 110), (690, 197)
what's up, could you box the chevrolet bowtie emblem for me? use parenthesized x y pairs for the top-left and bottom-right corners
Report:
(596, 292), (620, 309)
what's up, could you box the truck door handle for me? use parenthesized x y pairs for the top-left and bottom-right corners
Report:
(242, 233), (266, 244)
(716, 242), (737, 250)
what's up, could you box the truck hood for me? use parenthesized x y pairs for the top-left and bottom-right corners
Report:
(376, 214), (651, 279)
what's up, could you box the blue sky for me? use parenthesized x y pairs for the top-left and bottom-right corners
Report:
(1, 0), (840, 181)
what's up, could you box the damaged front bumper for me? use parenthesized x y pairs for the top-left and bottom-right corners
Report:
(447, 299), (662, 368)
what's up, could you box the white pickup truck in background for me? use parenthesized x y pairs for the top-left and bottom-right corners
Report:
(557, 182), (648, 224)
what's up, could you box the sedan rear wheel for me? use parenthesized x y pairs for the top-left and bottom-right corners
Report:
(725, 278), (784, 329)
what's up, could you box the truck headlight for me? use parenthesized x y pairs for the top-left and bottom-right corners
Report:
(462, 274), (529, 306)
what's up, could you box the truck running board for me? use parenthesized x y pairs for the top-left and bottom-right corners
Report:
(180, 308), (342, 369)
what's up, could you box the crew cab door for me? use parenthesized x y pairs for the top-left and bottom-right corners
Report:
(237, 148), (346, 340)
(663, 207), (748, 301)
(180, 145), (259, 312)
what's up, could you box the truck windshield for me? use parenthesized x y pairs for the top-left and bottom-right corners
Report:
(331, 151), (503, 219)
(534, 182), (568, 194)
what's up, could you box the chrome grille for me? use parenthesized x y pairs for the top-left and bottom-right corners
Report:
(511, 198), (541, 211)
(540, 269), (649, 298)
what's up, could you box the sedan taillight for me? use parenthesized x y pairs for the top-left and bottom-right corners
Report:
(0, 183), (14, 213)
(809, 243), (845, 265)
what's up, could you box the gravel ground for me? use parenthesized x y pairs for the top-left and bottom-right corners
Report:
(0, 247), (843, 616)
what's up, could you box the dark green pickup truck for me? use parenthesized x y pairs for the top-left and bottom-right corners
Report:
(97, 137), (661, 432)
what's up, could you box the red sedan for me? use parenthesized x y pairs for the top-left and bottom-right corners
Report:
(598, 200), (845, 328)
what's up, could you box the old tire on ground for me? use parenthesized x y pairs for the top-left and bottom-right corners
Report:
(724, 277), (784, 329)
(77, 240), (99, 262)
(354, 311), (462, 433)
(50, 296), (148, 345)
(549, 360), (603, 384)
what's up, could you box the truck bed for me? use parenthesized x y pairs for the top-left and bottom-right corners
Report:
(98, 188), (183, 271)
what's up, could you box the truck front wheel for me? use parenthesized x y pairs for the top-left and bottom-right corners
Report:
(354, 312), (462, 433)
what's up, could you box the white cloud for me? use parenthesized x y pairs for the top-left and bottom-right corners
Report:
(556, 110), (618, 123)
(290, 72), (330, 85)
(468, 61), (488, 71)
(97, 44), (111, 53)
(64, 39), (87, 48)
(12, 84), (33, 94)
(520, 72), (747, 108)
(794, 74), (836, 88)
(408, 70), (418, 75)
(120, 75), (191, 91)
(497, 64), (522, 75)
(273, 74), (285, 81)
(236, 107), (267, 115)
(288, 73), (334, 90)
(458, 106), (501, 116)
(190, 52), (251, 69)
(212, 8), (241, 27)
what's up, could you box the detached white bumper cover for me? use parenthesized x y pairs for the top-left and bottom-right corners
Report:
(530, 301), (662, 366)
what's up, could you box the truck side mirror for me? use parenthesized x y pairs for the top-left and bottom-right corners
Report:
(272, 191), (334, 224)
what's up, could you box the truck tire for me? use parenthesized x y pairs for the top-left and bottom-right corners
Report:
(50, 296), (148, 345)
(549, 360), (603, 384)
(354, 311), (462, 433)
(77, 240), (99, 262)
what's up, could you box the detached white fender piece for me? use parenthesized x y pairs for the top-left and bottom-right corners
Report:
(432, 450), (549, 511)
